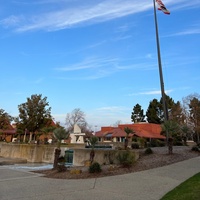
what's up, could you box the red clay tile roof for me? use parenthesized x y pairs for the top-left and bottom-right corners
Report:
(119, 123), (165, 139)
(0, 129), (16, 134)
(96, 127), (125, 137)
(95, 123), (165, 139)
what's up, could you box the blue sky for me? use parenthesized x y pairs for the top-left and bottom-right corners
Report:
(0, 0), (200, 130)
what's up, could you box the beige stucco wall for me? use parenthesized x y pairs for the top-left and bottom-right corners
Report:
(0, 143), (57, 163)
(0, 143), (139, 166)
(73, 148), (139, 166)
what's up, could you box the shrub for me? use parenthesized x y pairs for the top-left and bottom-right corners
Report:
(57, 156), (67, 172)
(58, 156), (65, 163)
(144, 147), (153, 155)
(149, 139), (158, 147)
(116, 150), (135, 168)
(132, 136), (138, 142)
(57, 164), (67, 172)
(157, 140), (166, 147)
(175, 140), (183, 146)
(89, 162), (102, 173)
(150, 139), (165, 147)
(131, 142), (140, 149)
(191, 146), (199, 152)
(138, 137), (146, 148)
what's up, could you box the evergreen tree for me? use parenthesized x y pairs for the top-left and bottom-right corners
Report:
(161, 120), (181, 154)
(189, 97), (200, 143)
(169, 101), (185, 124)
(146, 99), (162, 124)
(146, 95), (176, 124)
(131, 103), (145, 123)
(159, 95), (175, 122)
(0, 109), (13, 130)
(17, 94), (52, 142)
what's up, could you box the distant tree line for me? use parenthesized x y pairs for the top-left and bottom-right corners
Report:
(0, 94), (92, 143)
(1, 93), (200, 145)
(131, 93), (200, 144)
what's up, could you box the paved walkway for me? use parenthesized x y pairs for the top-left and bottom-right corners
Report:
(0, 156), (200, 200)
(0, 157), (27, 165)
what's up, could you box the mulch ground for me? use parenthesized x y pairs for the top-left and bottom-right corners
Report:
(34, 146), (200, 179)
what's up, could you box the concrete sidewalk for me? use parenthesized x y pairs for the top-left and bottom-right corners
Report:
(0, 156), (200, 200)
(0, 157), (27, 165)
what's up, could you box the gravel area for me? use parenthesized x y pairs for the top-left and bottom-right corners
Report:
(35, 146), (200, 179)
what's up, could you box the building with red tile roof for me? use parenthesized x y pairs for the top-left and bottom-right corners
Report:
(95, 123), (165, 143)
(0, 124), (16, 142)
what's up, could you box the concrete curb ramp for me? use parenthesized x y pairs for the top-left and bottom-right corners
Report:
(0, 156), (200, 200)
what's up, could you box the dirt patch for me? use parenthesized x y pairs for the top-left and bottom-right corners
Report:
(34, 146), (200, 179)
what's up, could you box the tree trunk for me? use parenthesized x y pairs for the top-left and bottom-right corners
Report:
(90, 149), (95, 163)
(197, 132), (200, 144)
(124, 138), (128, 150)
(23, 130), (26, 143)
(29, 132), (33, 143)
(53, 148), (61, 169)
(168, 138), (173, 154)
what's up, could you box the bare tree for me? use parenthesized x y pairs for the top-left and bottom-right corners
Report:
(182, 93), (200, 143)
(113, 120), (122, 127)
(65, 108), (88, 132)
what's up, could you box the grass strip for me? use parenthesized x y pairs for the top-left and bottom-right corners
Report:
(160, 172), (200, 200)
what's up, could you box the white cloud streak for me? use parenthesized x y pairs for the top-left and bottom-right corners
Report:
(128, 89), (173, 96)
(169, 28), (200, 36)
(96, 106), (129, 112)
(1, 0), (199, 33)
(0, 0), (153, 32)
(55, 57), (119, 71)
(54, 56), (159, 80)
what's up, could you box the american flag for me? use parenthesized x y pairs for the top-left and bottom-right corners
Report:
(156, 0), (170, 15)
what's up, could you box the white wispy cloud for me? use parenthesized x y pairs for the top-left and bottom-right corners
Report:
(128, 89), (173, 96)
(54, 55), (159, 80)
(34, 78), (44, 84)
(1, 0), (199, 32)
(55, 57), (119, 71)
(169, 28), (200, 36)
(0, 15), (23, 28)
(88, 106), (131, 126)
(1, 0), (153, 32)
(96, 106), (129, 112)
(146, 54), (153, 59)
(115, 23), (134, 33)
(140, 89), (173, 95)
(170, 0), (200, 11)
(54, 57), (120, 80)
(12, 0), (70, 5)
(112, 35), (132, 42)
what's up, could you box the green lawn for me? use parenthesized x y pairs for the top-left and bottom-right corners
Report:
(160, 172), (200, 200)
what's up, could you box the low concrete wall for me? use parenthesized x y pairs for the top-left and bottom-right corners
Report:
(73, 149), (139, 166)
(0, 143), (58, 163)
(186, 140), (196, 147)
(0, 143), (139, 166)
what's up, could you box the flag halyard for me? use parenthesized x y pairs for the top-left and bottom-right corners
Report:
(156, 0), (170, 15)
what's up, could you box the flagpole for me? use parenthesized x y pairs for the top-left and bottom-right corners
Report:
(153, 0), (169, 140)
